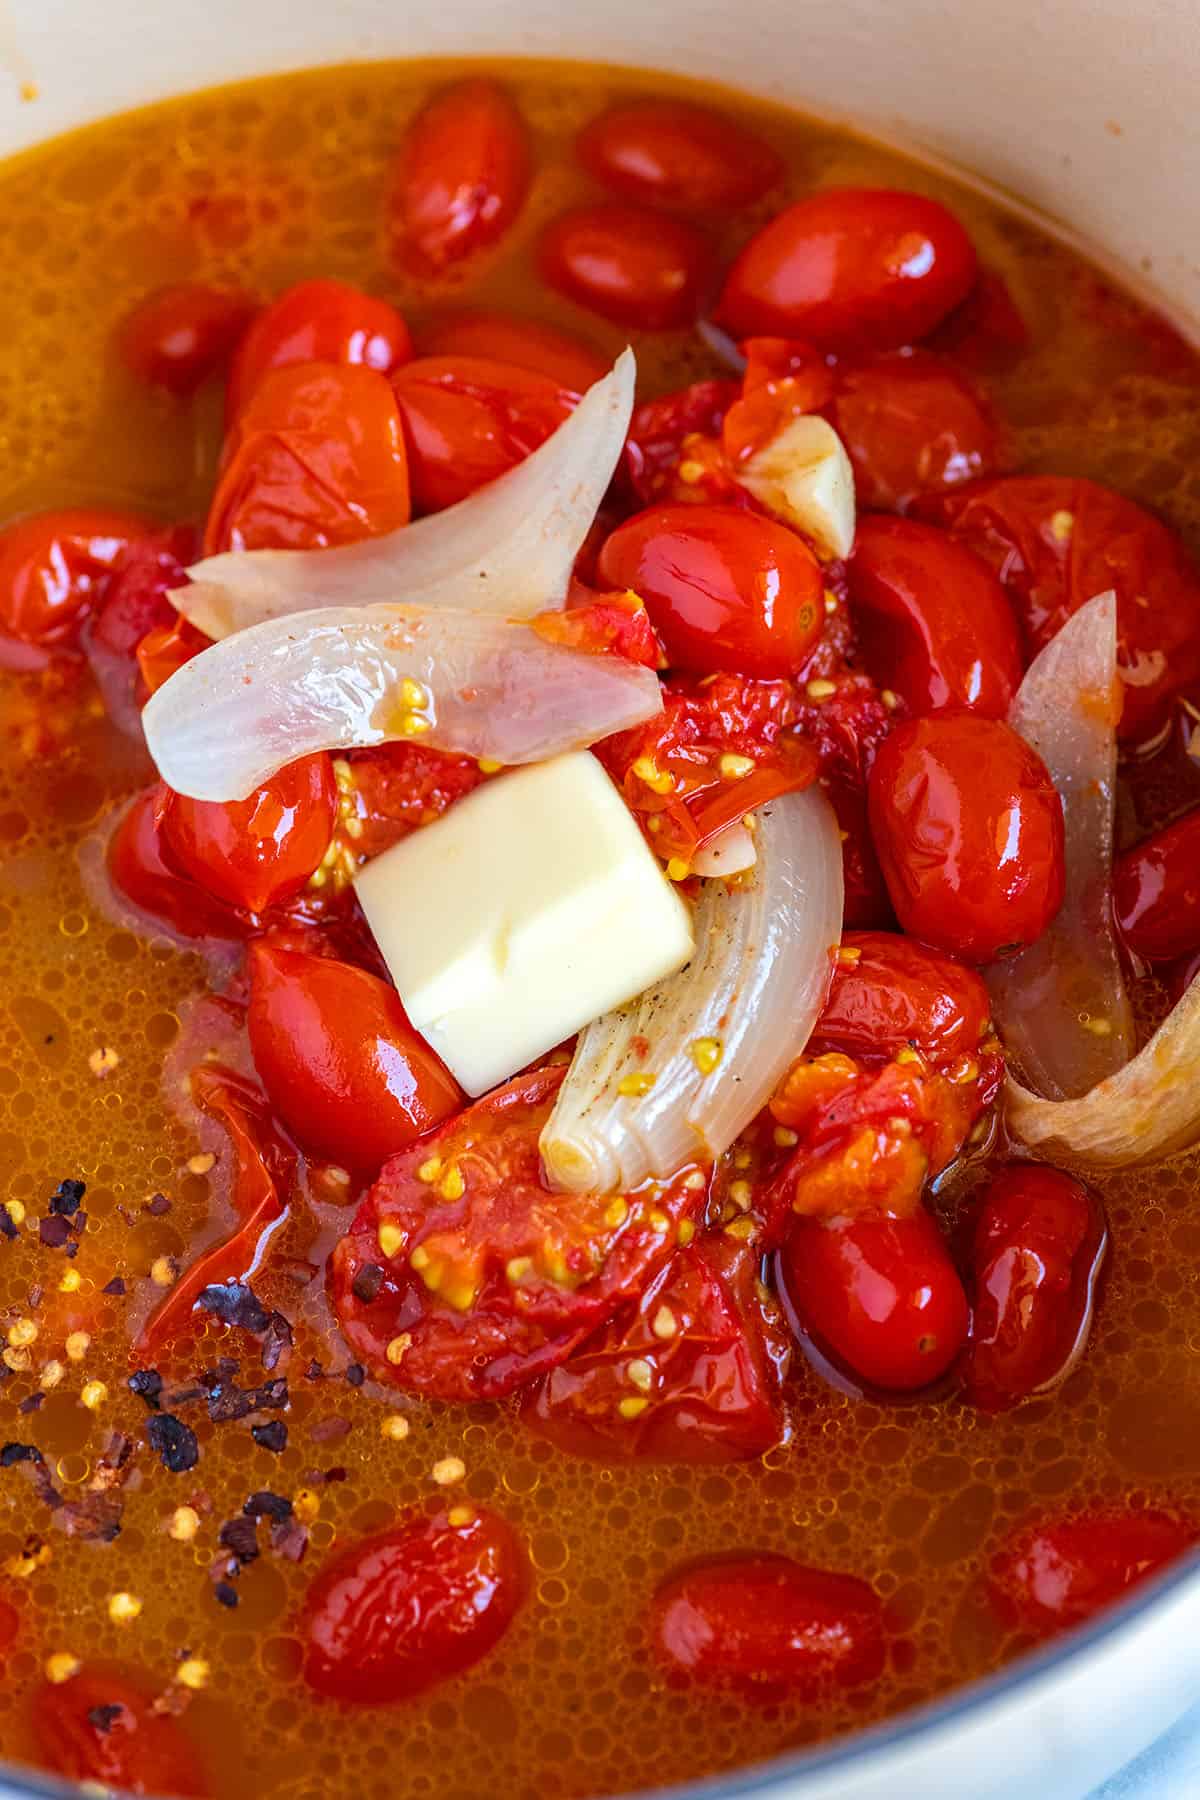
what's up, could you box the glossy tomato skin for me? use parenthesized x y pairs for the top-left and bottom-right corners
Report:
(651, 1554), (885, 1696)
(846, 515), (1022, 716)
(86, 524), (198, 731)
(394, 79), (530, 273)
(717, 187), (977, 352)
(540, 204), (711, 330)
(597, 503), (823, 678)
(868, 712), (1065, 964)
(779, 1209), (969, 1392)
(119, 282), (256, 396)
(303, 1507), (525, 1703)
(247, 943), (462, 1172)
(577, 99), (782, 214)
(829, 349), (1001, 512)
(224, 278), (412, 418)
(623, 379), (743, 507)
(811, 930), (992, 1066)
(961, 1163), (1107, 1412)
(417, 310), (608, 391)
(159, 754), (337, 915)
(0, 507), (152, 667)
(988, 1510), (1197, 1637)
(31, 1664), (209, 1796)
(391, 355), (577, 513)
(108, 786), (250, 942)
(1114, 807), (1200, 963)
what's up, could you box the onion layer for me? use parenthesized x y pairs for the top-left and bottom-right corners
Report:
(174, 349), (636, 640)
(540, 786), (844, 1194)
(143, 605), (663, 803)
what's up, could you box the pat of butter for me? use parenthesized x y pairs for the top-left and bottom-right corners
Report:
(354, 751), (695, 1097)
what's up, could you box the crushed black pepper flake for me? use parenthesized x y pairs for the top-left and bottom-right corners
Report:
(128, 1369), (164, 1410)
(271, 1519), (309, 1562)
(261, 1311), (293, 1373)
(143, 1193), (172, 1216)
(49, 1178), (86, 1216)
(0, 1442), (43, 1467)
(218, 1515), (259, 1565)
(206, 1372), (288, 1425)
(304, 1360), (324, 1382)
(38, 1215), (72, 1250)
(345, 1363), (365, 1388)
(324, 1466), (348, 1484)
(0, 1211), (16, 1242)
(243, 1490), (293, 1523)
(213, 1581), (239, 1609)
(146, 1414), (200, 1474)
(18, 1394), (44, 1415)
(161, 1384), (207, 1410)
(196, 1282), (270, 1333)
(351, 1263), (384, 1304)
(87, 1704), (126, 1735)
(102, 1276), (127, 1297)
(251, 1421), (287, 1454)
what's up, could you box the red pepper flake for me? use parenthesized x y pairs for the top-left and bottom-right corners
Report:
(243, 1491), (292, 1523)
(146, 1414), (200, 1474)
(38, 1216), (72, 1250)
(48, 1179), (86, 1216)
(196, 1282), (271, 1333)
(250, 1421), (287, 1453)
(102, 1277), (127, 1297)
(0, 1442), (43, 1467)
(143, 1193), (172, 1217)
(86, 1704), (126, 1736)
(128, 1369), (164, 1410)
(213, 1581), (239, 1609)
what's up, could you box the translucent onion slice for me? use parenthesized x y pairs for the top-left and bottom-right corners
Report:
(143, 605), (663, 803)
(173, 349), (637, 640)
(690, 821), (757, 878)
(988, 591), (1133, 1099)
(540, 786), (844, 1194)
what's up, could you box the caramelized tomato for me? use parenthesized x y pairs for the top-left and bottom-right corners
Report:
(392, 78), (530, 273)
(540, 204), (711, 330)
(988, 1511), (1197, 1637)
(118, 282), (256, 396)
(829, 349), (1001, 512)
(31, 1665), (209, 1796)
(577, 99), (782, 213)
(623, 379), (742, 506)
(224, 278), (412, 418)
(0, 507), (153, 667)
(159, 754), (337, 915)
(391, 355), (577, 512)
(811, 931), (992, 1065)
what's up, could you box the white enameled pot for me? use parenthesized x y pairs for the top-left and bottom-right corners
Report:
(2, 3), (1199, 1797)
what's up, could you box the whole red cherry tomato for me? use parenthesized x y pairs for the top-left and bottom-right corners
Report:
(417, 309), (608, 391)
(868, 712), (1065, 964)
(926, 267), (1031, 372)
(118, 282), (256, 396)
(159, 754), (336, 915)
(393, 78), (530, 273)
(224, 278), (412, 419)
(988, 1510), (1197, 1637)
(829, 349), (1001, 512)
(247, 942), (462, 1171)
(921, 475), (1200, 748)
(0, 508), (153, 667)
(540, 204), (711, 330)
(811, 930), (992, 1065)
(31, 1664), (209, 1796)
(206, 362), (410, 554)
(651, 1554), (885, 1695)
(779, 1208), (969, 1391)
(108, 786), (249, 941)
(1113, 806), (1200, 963)
(961, 1163), (1107, 1412)
(391, 355), (577, 513)
(717, 187), (977, 351)
(597, 503), (822, 678)
(846, 516), (1022, 717)
(577, 99), (782, 214)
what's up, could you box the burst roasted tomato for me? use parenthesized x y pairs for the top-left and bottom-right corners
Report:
(577, 99), (782, 214)
(868, 712), (1065, 963)
(717, 187), (977, 351)
(790, 668), (899, 928)
(623, 380), (743, 506)
(392, 78), (530, 273)
(224, 278), (412, 418)
(247, 943), (462, 1172)
(118, 282), (256, 396)
(988, 1510), (1197, 1637)
(540, 204), (711, 330)
(812, 931), (993, 1065)
(159, 754), (337, 915)
(417, 310), (608, 391)
(0, 507), (154, 667)
(31, 1665), (209, 1797)
(329, 1067), (703, 1400)
(108, 786), (250, 942)
(86, 525), (198, 729)
(829, 349), (1001, 512)
(338, 742), (488, 860)
(522, 1235), (789, 1463)
(1113, 806), (1200, 963)
(391, 355), (577, 512)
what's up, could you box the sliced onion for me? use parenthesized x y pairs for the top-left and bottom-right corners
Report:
(540, 786), (844, 1194)
(988, 591), (1133, 1099)
(690, 821), (757, 878)
(173, 349), (637, 640)
(143, 605), (663, 803)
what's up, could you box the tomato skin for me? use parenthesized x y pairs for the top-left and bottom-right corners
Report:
(577, 99), (782, 214)
(961, 1163), (1106, 1412)
(868, 712), (1065, 964)
(623, 379), (743, 507)
(86, 524), (198, 729)
(417, 309), (608, 392)
(119, 282), (256, 396)
(393, 78), (530, 273)
(651, 1554), (885, 1696)
(160, 754), (337, 915)
(597, 503), (823, 678)
(829, 349), (1001, 513)
(136, 610), (210, 696)
(31, 1664), (209, 1796)
(108, 786), (250, 942)
(988, 1510), (1197, 1637)
(303, 1506), (525, 1703)
(540, 204), (711, 330)
(779, 1209), (969, 1391)
(343, 742), (487, 860)
(846, 515), (1022, 717)
(717, 187), (977, 352)
(225, 278), (412, 418)
(812, 930), (992, 1065)
(1113, 807), (1200, 963)
(0, 507), (153, 667)
(247, 943), (462, 1172)
(392, 355), (577, 513)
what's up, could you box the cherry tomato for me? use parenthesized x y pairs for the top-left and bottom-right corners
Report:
(118, 282), (256, 396)
(341, 743), (486, 860)
(391, 355), (577, 513)
(108, 786), (250, 942)
(623, 379), (742, 506)
(577, 99), (782, 214)
(247, 942), (462, 1172)
(540, 204), (711, 330)
(417, 309), (608, 392)
(827, 779), (893, 929)
(30, 1664), (209, 1796)
(303, 1506), (525, 1702)
(717, 187), (977, 351)
(159, 754), (336, 915)
(651, 1554), (885, 1696)
(136, 610), (210, 696)
(522, 1236), (789, 1463)
(779, 1209), (969, 1391)
(393, 78), (530, 274)
(788, 666), (898, 928)
(224, 279), (412, 419)
(0, 507), (153, 667)
(329, 1067), (702, 1400)
(921, 475), (1200, 748)
(86, 525), (198, 730)
(961, 1163), (1107, 1412)
(812, 930), (992, 1065)
(829, 349), (1001, 512)
(205, 362), (411, 554)
(846, 515), (1022, 716)
(868, 712), (1065, 964)
(926, 267), (1031, 372)
(597, 503), (822, 678)
(1113, 807), (1200, 963)
(988, 1510), (1196, 1637)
